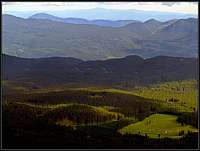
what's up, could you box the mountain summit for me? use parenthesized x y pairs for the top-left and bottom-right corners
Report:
(2, 15), (198, 60)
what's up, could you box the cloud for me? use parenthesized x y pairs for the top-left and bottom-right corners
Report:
(2, 2), (21, 5)
(162, 2), (179, 6)
(2, 2), (198, 15)
(42, 2), (67, 6)
(137, 2), (153, 5)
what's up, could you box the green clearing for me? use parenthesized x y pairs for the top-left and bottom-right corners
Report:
(66, 80), (198, 111)
(3, 80), (196, 114)
(131, 80), (198, 110)
(69, 81), (197, 112)
(3, 79), (197, 111)
(119, 114), (198, 139)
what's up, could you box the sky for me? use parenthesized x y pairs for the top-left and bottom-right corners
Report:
(2, 2), (198, 15)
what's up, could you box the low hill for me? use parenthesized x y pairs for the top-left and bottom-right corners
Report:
(43, 103), (124, 126)
(4, 102), (124, 126)
(2, 54), (198, 87)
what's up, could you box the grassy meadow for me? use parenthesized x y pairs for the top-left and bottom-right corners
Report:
(131, 80), (198, 110)
(119, 114), (198, 139)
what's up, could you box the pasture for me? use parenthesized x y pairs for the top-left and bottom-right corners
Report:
(119, 114), (198, 138)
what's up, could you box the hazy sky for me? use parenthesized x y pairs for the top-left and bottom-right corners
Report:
(2, 2), (198, 15)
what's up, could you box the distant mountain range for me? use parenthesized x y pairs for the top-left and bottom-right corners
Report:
(29, 13), (139, 27)
(2, 14), (198, 60)
(4, 8), (197, 21)
(2, 54), (198, 88)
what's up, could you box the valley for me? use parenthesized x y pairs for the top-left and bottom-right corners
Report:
(2, 70), (198, 148)
(2, 3), (198, 149)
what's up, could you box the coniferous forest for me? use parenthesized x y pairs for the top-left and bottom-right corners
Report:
(1, 2), (199, 149)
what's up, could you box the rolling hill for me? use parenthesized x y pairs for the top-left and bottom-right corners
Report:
(2, 15), (198, 60)
(2, 54), (198, 88)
